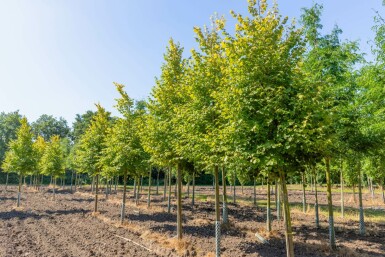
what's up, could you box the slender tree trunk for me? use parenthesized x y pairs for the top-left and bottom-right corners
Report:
(5, 173), (9, 191)
(382, 184), (385, 204)
(267, 176), (271, 232)
(276, 178), (281, 221)
(214, 166), (221, 257)
(70, 170), (74, 193)
(370, 178), (374, 199)
(233, 170), (236, 204)
(241, 185), (244, 195)
(121, 170), (128, 224)
(105, 178), (109, 199)
(168, 168), (172, 213)
(163, 171), (167, 201)
(253, 177), (257, 206)
(222, 167), (228, 224)
(115, 176), (118, 194)
(140, 176), (143, 193)
(135, 178), (140, 205)
(53, 177), (56, 200)
(40, 175), (44, 190)
(192, 170), (195, 207)
(156, 170), (160, 195)
(314, 169), (319, 229)
(94, 174), (99, 213)
(340, 165), (344, 218)
(147, 168), (152, 208)
(279, 169), (294, 257)
(17, 173), (22, 207)
(325, 157), (336, 250)
(187, 179), (190, 198)
(302, 172), (307, 213)
(358, 161), (365, 235)
(177, 163), (183, 240)
(274, 179), (278, 212)
(133, 178), (137, 201)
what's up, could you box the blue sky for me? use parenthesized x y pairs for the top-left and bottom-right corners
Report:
(0, 0), (383, 125)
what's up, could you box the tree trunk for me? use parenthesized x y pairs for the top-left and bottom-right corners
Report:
(382, 184), (385, 204)
(302, 172), (307, 213)
(279, 169), (294, 257)
(276, 178), (281, 221)
(253, 177), (257, 206)
(214, 166), (221, 257)
(70, 170), (74, 193)
(168, 168), (172, 213)
(370, 178), (374, 199)
(120, 170), (128, 224)
(222, 167), (228, 224)
(115, 176), (118, 194)
(340, 165), (344, 218)
(140, 176), (143, 193)
(267, 176), (271, 232)
(233, 170), (236, 204)
(325, 157), (336, 250)
(105, 178), (109, 199)
(163, 171), (167, 201)
(177, 163), (183, 240)
(187, 179), (190, 198)
(314, 169), (319, 229)
(5, 173), (9, 191)
(358, 161), (365, 235)
(192, 170), (195, 207)
(133, 178), (137, 201)
(53, 177), (56, 200)
(135, 177), (140, 205)
(17, 173), (22, 207)
(156, 169), (160, 195)
(94, 174), (99, 213)
(147, 168), (152, 208)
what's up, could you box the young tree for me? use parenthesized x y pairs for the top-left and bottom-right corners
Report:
(1, 117), (35, 207)
(77, 104), (111, 213)
(143, 39), (187, 240)
(41, 135), (66, 199)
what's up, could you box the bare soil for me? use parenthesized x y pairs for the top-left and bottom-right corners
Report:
(0, 184), (384, 257)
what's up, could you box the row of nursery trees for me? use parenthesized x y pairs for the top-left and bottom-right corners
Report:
(3, 1), (385, 257)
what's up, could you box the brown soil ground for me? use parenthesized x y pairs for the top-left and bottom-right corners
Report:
(0, 184), (384, 257)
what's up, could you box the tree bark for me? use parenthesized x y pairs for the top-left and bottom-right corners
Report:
(358, 161), (365, 235)
(340, 163), (344, 218)
(17, 173), (22, 207)
(163, 171), (167, 201)
(5, 173), (9, 192)
(168, 168), (172, 213)
(314, 169), (319, 228)
(325, 157), (336, 250)
(233, 170), (236, 204)
(192, 170), (196, 207)
(147, 168), (152, 208)
(214, 166), (221, 257)
(253, 177), (257, 206)
(177, 163), (183, 240)
(121, 170), (128, 224)
(267, 176), (271, 232)
(156, 169), (160, 195)
(94, 174), (99, 213)
(279, 169), (294, 257)
(222, 167), (228, 224)
(302, 172), (307, 213)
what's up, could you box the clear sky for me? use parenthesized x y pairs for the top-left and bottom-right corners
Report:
(0, 0), (383, 125)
